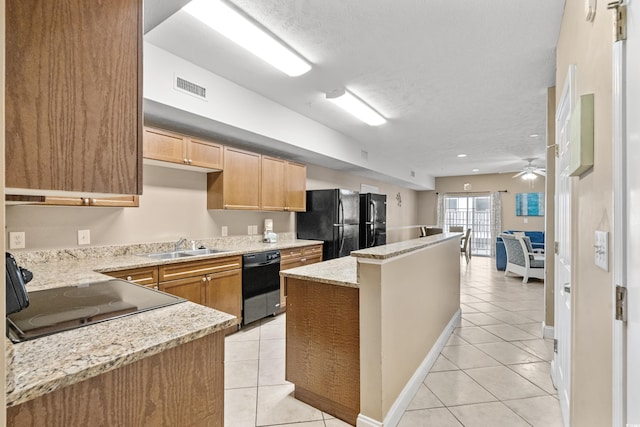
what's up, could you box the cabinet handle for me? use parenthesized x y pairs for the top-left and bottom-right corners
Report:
(301, 258), (307, 262)
(154, 285), (158, 290)
(184, 158), (189, 164)
(188, 159), (192, 164)
(126, 276), (132, 281)
(82, 198), (90, 205)
(91, 199), (97, 204)
(207, 277), (212, 282)
(202, 277), (206, 282)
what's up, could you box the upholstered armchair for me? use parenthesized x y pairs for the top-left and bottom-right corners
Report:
(500, 233), (544, 283)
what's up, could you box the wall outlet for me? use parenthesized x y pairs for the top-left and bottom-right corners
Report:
(78, 229), (91, 245)
(524, 218), (529, 223)
(251, 225), (258, 235)
(247, 225), (252, 235)
(221, 226), (228, 237)
(9, 232), (25, 249)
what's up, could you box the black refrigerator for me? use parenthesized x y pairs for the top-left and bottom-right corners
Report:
(296, 189), (360, 260)
(359, 193), (387, 249)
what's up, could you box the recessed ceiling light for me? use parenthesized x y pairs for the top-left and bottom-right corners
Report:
(457, 154), (467, 158)
(530, 134), (540, 138)
(183, 0), (311, 77)
(326, 88), (386, 126)
(472, 168), (479, 172)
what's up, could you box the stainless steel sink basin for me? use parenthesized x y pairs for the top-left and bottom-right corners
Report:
(143, 248), (229, 260)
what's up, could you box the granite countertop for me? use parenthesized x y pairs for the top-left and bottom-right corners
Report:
(6, 236), (322, 407)
(351, 233), (462, 260)
(280, 256), (358, 288)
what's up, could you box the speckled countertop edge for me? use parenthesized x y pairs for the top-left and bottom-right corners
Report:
(280, 256), (358, 288)
(6, 237), (322, 407)
(351, 233), (462, 260)
(7, 302), (235, 407)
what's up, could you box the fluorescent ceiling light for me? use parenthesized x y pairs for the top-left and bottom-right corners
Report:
(472, 168), (480, 172)
(522, 172), (537, 180)
(326, 89), (386, 126)
(183, 0), (311, 77)
(457, 154), (467, 158)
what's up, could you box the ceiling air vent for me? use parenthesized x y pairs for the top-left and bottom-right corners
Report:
(175, 76), (207, 100)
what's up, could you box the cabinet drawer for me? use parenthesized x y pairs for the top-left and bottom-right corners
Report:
(303, 245), (323, 258)
(159, 256), (242, 282)
(280, 248), (304, 263)
(105, 266), (158, 288)
(158, 276), (205, 305)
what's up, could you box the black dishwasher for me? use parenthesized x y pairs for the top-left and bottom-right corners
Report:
(242, 250), (280, 325)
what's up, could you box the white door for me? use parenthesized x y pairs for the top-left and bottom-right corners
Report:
(624, 0), (640, 423)
(552, 64), (575, 427)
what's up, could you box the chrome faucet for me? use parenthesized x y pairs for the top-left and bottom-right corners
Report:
(175, 237), (188, 252)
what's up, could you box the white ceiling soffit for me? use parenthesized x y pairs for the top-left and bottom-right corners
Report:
(144, 0), (564, 183)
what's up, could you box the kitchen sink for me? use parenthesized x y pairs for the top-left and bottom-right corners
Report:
(144, 248), (229, 260)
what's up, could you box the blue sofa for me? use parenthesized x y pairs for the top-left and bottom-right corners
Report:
(496, 231), (545, 271)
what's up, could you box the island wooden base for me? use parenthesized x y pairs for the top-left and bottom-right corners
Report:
(285, 277), (359, 425)
(7, 331), (224, 427)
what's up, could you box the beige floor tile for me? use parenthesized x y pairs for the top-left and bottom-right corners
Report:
(453, 326), (503, 344)
(460, 303), (479, 313)
(481, 324), (538, 341)
(277, 422), (325, 427)
(440, 345), (501, 369)
(259, 338), (285, 360)
(260, 322), (286, 340)
(448, 402), (530, 427)
(325, 418), (353, 426)
(225, 359), (259, 389)
(504, 395), (564, 427)
(430, 355), (459, 372)
(486, 310), (538, 325)
(460, 294), (486, 304)
(425, 370), (497, 406)
(508, 362), (557, 394)
(464, 302), (504, 312)
(227, 325), (261, 342)
(463, 312), (505, 326)
(398, 408), (463, 427)
(512, 338), (554, 361)
(465, 366), (547, 400)
(226, 340), (260, 361)
(474, 341), (543, 365)
(445, 334), (469, 346)
(516, 309), (545, 321)
(513, 322), (545, 338)
(256, 383), (323, 426)
(225, 387), (257, 427)
(258, 357), (287, 386)
(407, 383), (444, 410)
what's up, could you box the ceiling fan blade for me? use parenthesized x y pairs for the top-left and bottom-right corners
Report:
(534, 170), (546, 176)
(513, 171), (525, 178)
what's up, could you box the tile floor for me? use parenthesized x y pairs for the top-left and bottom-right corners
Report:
(224, 256), (563, 426)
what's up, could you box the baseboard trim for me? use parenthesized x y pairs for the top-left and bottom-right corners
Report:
(356, 309), (461, 427)
(542, 323), (554, 339)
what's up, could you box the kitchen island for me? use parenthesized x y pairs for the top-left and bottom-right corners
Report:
(280, 233), (461, 426)
(6, 236), (321, 426)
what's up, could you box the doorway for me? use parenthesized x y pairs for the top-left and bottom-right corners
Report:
(443, 195), (491, 256)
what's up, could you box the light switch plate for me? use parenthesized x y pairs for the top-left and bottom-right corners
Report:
(221, 226), (228, 237)
(595, 230), (608, 271)
(9, 231), (25, 249)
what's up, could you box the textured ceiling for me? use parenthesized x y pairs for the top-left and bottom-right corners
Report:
(145, 0), (564, 179)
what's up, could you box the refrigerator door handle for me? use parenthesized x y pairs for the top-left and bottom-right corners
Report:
(339, 199), (345, 254)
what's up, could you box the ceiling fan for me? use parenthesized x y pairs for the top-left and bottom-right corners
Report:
(513, 159), (546, 180)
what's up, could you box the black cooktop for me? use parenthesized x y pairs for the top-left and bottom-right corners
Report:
(7, 279), (185, 343)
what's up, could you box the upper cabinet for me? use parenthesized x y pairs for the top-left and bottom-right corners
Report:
(5, 0), (142, 195)
(143, 127), (223, 171)
(261, 156), (306, 212)
(208, 147), (262, 210)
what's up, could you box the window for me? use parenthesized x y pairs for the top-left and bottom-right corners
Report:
(444, 195), (491, 256)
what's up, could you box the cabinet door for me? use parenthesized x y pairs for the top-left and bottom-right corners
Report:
(285, 162), (307, 211)
(204, 269), (242, 325)
(209, 147), (261, 210)
(158, 256), (242, 282)
(89, 196), (140, 207)
(6, 0), (142, 194)
(261, 156), (286, 210)
(104, 266), (158, 288)
(159, 276), (205, 304)
(143, 127), (186, 164)
(187, 137), (223, 169)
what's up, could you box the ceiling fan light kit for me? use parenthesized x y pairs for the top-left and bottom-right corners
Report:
(182, 0), (311, 77)
(513, 159), (546, 181)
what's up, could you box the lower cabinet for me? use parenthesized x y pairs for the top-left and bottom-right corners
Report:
(104, 266), (159, 288)
(158, 256), (243, 328)
(279, 244), (323, 310)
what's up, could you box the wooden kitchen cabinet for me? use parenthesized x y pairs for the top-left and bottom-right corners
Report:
(143, 127), (223, 171)
(104, 266), (159, 288)
(279, 244), (323, 309)
(261, 156), (307, 212)
(32, 195), (139, 207)
(6, 0), (142, 195)
(207, 147), (262, 210)
(158, 256), (243, 326)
